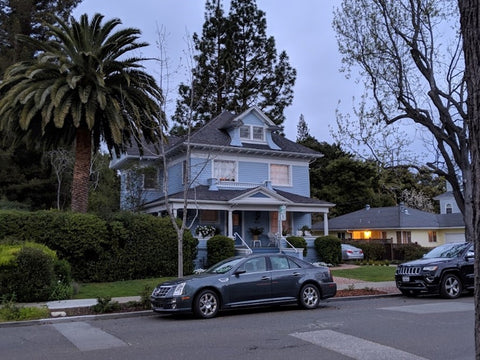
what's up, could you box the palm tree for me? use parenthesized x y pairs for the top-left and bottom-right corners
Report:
(0, 13), (165, 212)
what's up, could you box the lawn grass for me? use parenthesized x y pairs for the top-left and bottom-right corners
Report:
(72, 277), (174, 299)
(331, 265), (396, 282)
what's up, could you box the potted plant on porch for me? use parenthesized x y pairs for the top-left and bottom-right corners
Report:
(249, 226), (264, 240)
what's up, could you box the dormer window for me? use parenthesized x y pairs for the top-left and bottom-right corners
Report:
(240, 125), (265, 141)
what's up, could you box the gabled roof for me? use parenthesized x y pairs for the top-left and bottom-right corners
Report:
(312, 205), (464, 231)
(111, 107), (321, 169)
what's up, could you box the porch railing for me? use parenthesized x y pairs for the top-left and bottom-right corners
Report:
(234, 232), (253, 254)
(218, 181), (260, 189)
(281, 236), (299, 253)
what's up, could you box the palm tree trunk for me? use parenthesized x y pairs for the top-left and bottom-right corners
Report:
(71, 126), (91, 213)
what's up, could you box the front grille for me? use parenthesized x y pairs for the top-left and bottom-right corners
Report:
(397, 266), (421, 275)
(153, 286), (172, 297)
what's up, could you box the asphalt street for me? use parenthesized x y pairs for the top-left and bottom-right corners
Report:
(0, 295), (474, 360)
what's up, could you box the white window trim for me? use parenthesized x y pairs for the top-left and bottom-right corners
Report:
(213, 159), (238, 182)
(240, 124), (266, 142)
(269, 163), (292, 186)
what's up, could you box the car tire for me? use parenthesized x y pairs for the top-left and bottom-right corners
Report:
(299, 284), (320, 309)
(194, 289), (219, 319)
(440, 273), (463, 299)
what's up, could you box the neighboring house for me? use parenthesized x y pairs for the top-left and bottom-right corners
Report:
(111, 107), (334, 256)
(312, 202), (465, 248)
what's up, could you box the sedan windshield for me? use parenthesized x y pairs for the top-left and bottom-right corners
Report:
(207, 257), (244, 274)
(424, 243), (470, 259)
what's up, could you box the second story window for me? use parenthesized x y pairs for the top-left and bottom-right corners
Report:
(270, 164), (290, 186)
(214, 160), (236, 181)
(446, 204), (452, 214)
(143, 168), (158, 189)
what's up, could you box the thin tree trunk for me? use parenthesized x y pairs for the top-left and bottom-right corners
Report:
(458, 0), (480, 358)
(71, 126), (91, 213)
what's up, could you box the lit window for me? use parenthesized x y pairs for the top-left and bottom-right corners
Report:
(428, 231), (437, 242)
(214, 160), (236, 181)
(270, 164), (290, 186)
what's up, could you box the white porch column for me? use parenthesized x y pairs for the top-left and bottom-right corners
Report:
(323, 212), (329, 236)
(228, 210), (233, 238)
(173, 208), (178, 219)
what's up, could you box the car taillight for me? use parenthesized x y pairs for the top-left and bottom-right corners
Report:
(347, 250), (353, 254)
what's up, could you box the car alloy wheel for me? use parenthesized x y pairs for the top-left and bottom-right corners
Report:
(194, 290), (219, 319)
(300, 284), (320, 309)
(440, 274), (462, 299)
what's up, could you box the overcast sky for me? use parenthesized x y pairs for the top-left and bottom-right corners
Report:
(72, 0), (363, 143)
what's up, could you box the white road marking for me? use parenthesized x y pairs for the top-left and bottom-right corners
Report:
(291, 329), (428, 360)
(52, 322), (127, 351)
(380, 302), (473, 314)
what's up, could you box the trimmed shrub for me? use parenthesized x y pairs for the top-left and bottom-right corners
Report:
(353, 242), (386, 261)
(207, 235), (235, 267)
(0, 242), (72, 302)
(285, 236), (307, 256)
(314, 236), (341, 265)
(395, 243), (429, 261)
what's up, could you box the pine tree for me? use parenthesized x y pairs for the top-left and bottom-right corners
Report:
(172, 0), (296, 133)
(296, 114), (310, 142)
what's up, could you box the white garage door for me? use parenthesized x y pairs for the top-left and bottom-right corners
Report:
(444, 233), (465, 243)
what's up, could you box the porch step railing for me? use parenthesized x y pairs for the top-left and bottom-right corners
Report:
(234, 232), (253, 254)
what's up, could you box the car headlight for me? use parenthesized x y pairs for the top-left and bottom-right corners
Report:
(422, 266), (438, 272)
(173, 282), (186, 296)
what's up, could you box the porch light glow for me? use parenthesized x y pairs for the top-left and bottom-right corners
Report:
(364, 231), (371, 239)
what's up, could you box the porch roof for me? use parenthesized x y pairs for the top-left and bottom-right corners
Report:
(142, 185), (334, 213)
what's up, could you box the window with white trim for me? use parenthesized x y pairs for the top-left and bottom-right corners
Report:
(270, 164), (290, 186)
(240, 125), (265, 141)
(213, 160), (236, 181)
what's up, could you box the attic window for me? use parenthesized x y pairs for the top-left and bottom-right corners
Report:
(240, 125), (264, 141)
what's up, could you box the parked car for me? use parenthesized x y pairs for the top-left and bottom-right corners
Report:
(151, 253), (337, 318)
(395, 242), (474, 299)
(341, 244), (364, 261)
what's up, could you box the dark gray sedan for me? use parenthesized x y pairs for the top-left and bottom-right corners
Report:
(151, 253), (337, 318)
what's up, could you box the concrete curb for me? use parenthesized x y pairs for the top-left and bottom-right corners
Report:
(0, 309), (155, 328)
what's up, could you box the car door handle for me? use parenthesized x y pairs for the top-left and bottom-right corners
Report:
(292, 272), (301, 276)
(261, 276), (270, 280)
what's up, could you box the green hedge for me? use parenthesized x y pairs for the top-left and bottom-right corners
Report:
(206, 235), (235, 267)
(0, 210), (198, 282)
(285, 236), (307, 256)
(0, 242), (72, 302)
(349, 242), (386, 261)
(314, 236), (341, 265)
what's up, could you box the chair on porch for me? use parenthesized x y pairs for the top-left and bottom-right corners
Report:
(267, 232), (279, 247)
(252, 238), (261, 247)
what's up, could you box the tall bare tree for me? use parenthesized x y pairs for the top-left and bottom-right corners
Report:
(458, 0), (480, 356)
(334, 0), (479, 356)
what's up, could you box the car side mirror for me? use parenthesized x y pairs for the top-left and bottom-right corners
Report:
(234, 269), (246, 276)
(466, 251), (475, 260)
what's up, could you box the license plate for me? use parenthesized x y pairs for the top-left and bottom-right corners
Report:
(402, 276), (410, 282)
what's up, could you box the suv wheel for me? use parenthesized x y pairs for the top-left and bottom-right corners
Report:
(440, 273), (462, 299)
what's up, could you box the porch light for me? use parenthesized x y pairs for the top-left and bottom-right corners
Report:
(364, 231), (371, 239)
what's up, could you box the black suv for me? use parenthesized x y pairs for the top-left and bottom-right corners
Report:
(395, 242), (474, 299)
